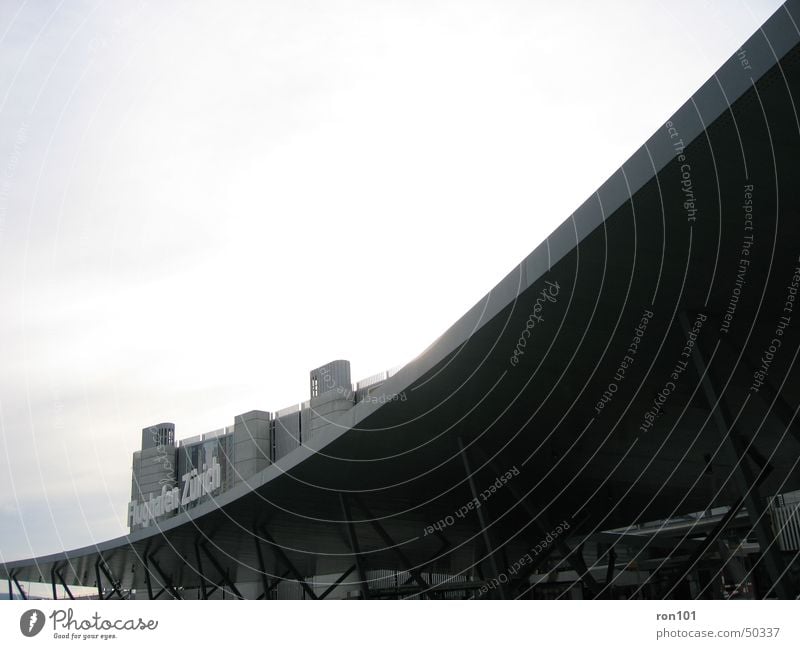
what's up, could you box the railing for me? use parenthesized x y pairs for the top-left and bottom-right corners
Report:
(275, 404), (300, 418)
(179, 426), (235, 447)
(386, 364), (403, 378)
(356, 371), (388, 390)
(771, 490), (800, 551)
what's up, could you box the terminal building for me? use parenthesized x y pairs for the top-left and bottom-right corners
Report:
(5, 0), (800, 600)
(127, 360), (403, 533)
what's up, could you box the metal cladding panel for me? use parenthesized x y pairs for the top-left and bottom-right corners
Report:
(233, 410), (271, 483)
(130, 452), (141, 500)
(310, 359), (351, 397)
(300, 405), (311, 442)
(274, 411), (301, 460)
(307, 397), (355, 443)
(276, 580), (304, 600)
(140, 422), (174, 450)
(307, 388), (356, 442)
(130, 446), (176, 501)
(177, 433), (234, 501)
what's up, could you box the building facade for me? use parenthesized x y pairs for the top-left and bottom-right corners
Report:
(128, 360), (404, 531)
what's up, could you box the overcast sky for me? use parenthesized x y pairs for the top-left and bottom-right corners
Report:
(0, 0), (784, 570)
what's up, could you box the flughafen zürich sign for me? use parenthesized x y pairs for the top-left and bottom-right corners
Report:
(128, 458), (222, 529)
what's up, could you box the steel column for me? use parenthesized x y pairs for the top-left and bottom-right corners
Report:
(199, 542), (243, 600)
(318, 565), (356, 600)
(12, 574), (27, 600)
(253, 531), (289, 600)
(475, 446), (597, 595)
(258, 570), (290, 600)
(52, 565), (74, 600)
(680, 312), (789, 599)
(253, 531), (270, 599)
(571, 543), (600, 598)
(258, 527), (317, 600)
(400, 532), (452, 587)
(142, 555), (154, 600)
(194, 543), (209, 600)
(99, 561), (124, 599)
(506, 533), (566, 596)
(11, 574), (27, 600)
(663, 489), (763, 596)
(720, 332), (800, 446)
(148, 555), (182, 600)
(352, 495), (432, 597)
(458, 437), (505, 598)
(94, 560), (103, 599)
(604, 548), (617, 593)
(339, 493), (370, 600)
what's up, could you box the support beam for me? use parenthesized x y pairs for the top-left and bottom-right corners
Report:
(352, 495), (432, 598)
(140, 551), (186, 600)
(53, 565), (74, 600)
(148, 555), (182, 600)
(339, 493), (370, 600)
(11, 574), (27, 600)
(719, 331), (800, 447)
(458, 437), (505, 598)
(253, 527), (293, 600)
(142, 555), (154, 600)
(253, 532), (270, 600)
(94, 561), (103, 600)
(679, 312), (789, 599)
(505, 514), (593, 597)
(571, 543), (600, 598)
(400, 532), (452, 588)
(604, 548), (617, 593)
(194, 543), (209, 600)
(663, 486), (766, 596)
(61, 573), (74, 601)
(256, 570), (290, 601)
(475, 446), (598, 595)
(505, 535), (563, 596)
(258, 527), (317, 600)
(99, 561), (124, 600)
(199, 543), (243, 600)
(318, 565), (356, 600)
(716, 539), (750, 594)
